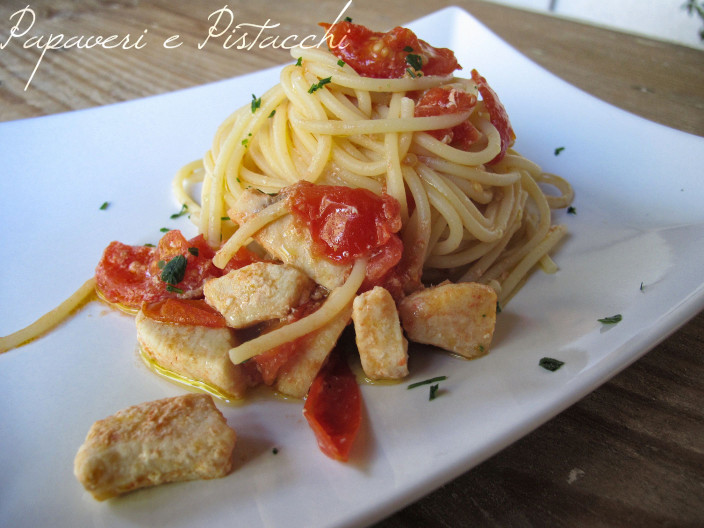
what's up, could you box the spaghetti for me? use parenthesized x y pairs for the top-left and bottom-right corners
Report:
(174, 30), (573, 322)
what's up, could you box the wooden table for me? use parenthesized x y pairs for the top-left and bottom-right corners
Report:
(2, 1), (702, 525)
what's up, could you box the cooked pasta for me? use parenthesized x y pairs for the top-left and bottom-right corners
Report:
(175, 46), (573, 317)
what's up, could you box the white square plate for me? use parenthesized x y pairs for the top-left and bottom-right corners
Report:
(1, 7), (703, 528)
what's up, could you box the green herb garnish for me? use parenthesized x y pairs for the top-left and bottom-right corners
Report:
(554, 146), (565, 156)
(539, 357), (564, 371)
(170, 203), (188, 219)
(160, 227), (171, 233)
(405, 53), (423, 72)
(344, 16), (352, 22)
(295, 56), (303, 67)
(429, 384), (440, 400)
(251, 94), (262, 113)
(166, 285), (184, 294)
(408, 376), (447, 389)
(308, 76), (332, 93)
(337, 59), (345, 67)
(161, 255), (187, 285)
(403, 46), (414, 52)
(567, 206), (577, 215)
(598, 314), (622, 324)
(268, 109), (276, 118)
(187, 247), (199, 256)
(99, 201), (109, 210)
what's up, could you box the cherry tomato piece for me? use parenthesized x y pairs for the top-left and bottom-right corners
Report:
(471, 69), (516, 164)
(414, 86), (479, 149)
(320, 21), (461, 79)
(287, 181), (402, 264)
(303, 351), (362, 462)
(141, 298), (227, 328)
(95, 230), (260, 310)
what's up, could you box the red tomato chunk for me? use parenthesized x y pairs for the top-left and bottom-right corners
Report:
(320, 21), (461, 79)
(141, 298), (227, 328)
(471, 69), (516, 164)
(286, 182), (403, 288)
(303, 351), (362, 462)
(95, 230), (260, 310)
(414, 86), (480, 150)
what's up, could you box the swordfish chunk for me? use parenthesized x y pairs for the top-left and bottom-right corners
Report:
(228, 189), (352, 290)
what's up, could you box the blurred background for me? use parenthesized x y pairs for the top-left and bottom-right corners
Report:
(488, 0), (704, 48)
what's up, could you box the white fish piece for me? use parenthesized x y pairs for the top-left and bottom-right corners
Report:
(135, 309), (252, 399)
(229, 189), (351, 290)
(204, 261), (315, 329)
(398, 281), (497, 359)
(74, 394), (236, 501)
(352, 286), (409, 380)
(273, 305), (352, 399)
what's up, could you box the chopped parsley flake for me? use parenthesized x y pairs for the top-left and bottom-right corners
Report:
(295, 56), (303, 67)
(268, 109), (276, 118)
(554, 146), (566, 156)
(166, 285), (184, 294)
(405, 53), (423, 71)
(337, 59), (346, 67)
(272, 447), (279, 455)
(241, 138), (249, 147)
(344, 16), (352, 22)
(160, 227), (171, 233)
(406, 67), (417, 78)
(251, 94), (261, 113)
(640, 282), (645, 291)
(187, 247), (199, 256)
(403, 45), (414, 52)
(308, 77), (332, 93)
(539, 357), (564, 371)
(160, 255), (187, 285)
(221, 216), (230, 221)
(429, 384), (440, 400)
(567, 206), (577, 215)
(598, 314), (622, 324)
(99, 201), (109, 210)
(408, 376), (447, 389)
(170, 203), (188, 219)
(144, 243), (155, 248)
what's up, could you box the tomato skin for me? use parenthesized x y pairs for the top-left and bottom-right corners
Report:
(471, 69), (516, 164)
(141, 298), (227, 328)
(414, 86), (479, 150)
(320, 21), (460, 79)
(303, 351), (361, 462)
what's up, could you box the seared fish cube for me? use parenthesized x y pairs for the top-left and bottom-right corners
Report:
(398, 282), (497, 359)
(74, 394), (236, 501)
(274, 305), (352, 399)
(352, 287), (408, 380)
(135, 310), (251, 399)
(204, 262), (314, 328)
(229, 189), (351, 290)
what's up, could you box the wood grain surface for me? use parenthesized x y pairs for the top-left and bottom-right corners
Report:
(1, 1), (703, 526)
